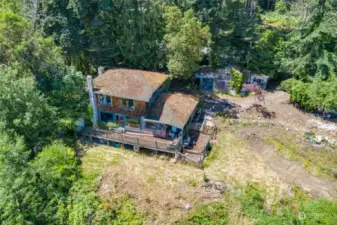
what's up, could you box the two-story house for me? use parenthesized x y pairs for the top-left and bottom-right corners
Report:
(87, 69), (199, 140)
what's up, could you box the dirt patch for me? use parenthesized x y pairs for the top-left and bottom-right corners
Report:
(204, 132), (291, 209)
(240, 104), (276, 120)
(235, 126), (337, 199)
(224, 91), (337, 140)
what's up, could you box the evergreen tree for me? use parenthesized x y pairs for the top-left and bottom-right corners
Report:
(282, 0), (337, 79)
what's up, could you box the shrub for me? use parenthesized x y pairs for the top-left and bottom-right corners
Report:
(97, 121), (108, 130)
(229, 68), (244, 94)
(180, 202), (228, 225)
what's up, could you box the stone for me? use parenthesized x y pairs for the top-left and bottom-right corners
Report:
(185, 203), (192, 211)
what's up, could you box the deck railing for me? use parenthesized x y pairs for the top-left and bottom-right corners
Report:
(79, 127), (182, 153)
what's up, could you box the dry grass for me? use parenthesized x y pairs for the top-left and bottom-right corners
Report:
(204, 131), (290, 209)
(81, 145), (223, 224)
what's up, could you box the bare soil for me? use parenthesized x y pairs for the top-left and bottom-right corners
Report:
(225, 91), (337, 140)
(236, 127), (337, 198)
(217, 91), (337, 199)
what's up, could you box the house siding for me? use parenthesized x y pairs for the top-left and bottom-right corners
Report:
(96, 94), (148, 117)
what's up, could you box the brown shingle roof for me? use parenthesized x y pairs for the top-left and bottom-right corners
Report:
(93, 69), (168, 102)
(147, 93), (199, 129)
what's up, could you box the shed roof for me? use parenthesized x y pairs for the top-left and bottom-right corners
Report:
(93, 69), (168, 102)
(147, 93), (199, 129)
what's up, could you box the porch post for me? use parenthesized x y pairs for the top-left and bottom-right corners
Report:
(87, 75), (98, 127)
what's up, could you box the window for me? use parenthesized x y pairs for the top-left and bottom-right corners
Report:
(100, 112), (114, 122)
(121, 98), (127, 108)
(106, 96), (112, 105)
(128, 99), (134, 110)
(99, 95), (112, 106)
(121, 98), (135, 110)
(99, 94), (104, 104)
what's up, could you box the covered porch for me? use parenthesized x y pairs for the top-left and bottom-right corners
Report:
(142, 118), (182, 140)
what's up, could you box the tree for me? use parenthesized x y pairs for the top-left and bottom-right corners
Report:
(275, 0), (288, 14)
(207, 0), (261, 68)
(0, 67), (56, 148)
(163, 6), (211, 79)
(0, 137), (79, 224)
(282, 0), (337, 80)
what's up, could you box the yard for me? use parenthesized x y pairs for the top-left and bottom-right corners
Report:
(79, 90), (337, 224)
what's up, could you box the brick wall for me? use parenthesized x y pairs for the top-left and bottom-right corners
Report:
(96, 94), (148, 117)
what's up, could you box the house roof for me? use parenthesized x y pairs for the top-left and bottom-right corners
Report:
(93, 69), (168, 102)
(146, 93), (199, 129)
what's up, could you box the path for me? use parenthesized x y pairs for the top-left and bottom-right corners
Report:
(246, 133), (337, 198)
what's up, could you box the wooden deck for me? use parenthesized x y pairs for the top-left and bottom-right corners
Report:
(79, 127), (183, 154)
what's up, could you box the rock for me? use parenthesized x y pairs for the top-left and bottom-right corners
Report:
(185, 203), (192, 211)
(202, 180), (233, 194)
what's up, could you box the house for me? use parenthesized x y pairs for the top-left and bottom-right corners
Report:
(195, 65), (269, 93)
(86, 68), (199, 141)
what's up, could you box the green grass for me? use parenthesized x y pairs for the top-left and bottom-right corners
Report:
(237, 184), (337, 225)
(203, 145), (220, 168)
(80, 146), (123, 177)
(179, 202), (229, 225)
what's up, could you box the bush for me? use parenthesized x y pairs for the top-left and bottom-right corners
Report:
(107, 122), (118, 129)
(239, 185), (300, 225)
(280, 76), (337, 112)
(97, 121), (108, 130)
(180, 202), (228, 225)
(229, 68), (244, 94)
(302, 198), (337, 225)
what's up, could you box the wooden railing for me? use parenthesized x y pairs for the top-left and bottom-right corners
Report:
(79, 127), (182, 153)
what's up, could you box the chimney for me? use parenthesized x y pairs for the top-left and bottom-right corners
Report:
(87, 75), (98, 127)
(98, 66), (104, 76)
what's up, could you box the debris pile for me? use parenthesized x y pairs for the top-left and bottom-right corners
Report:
(240, 104), (276, 120)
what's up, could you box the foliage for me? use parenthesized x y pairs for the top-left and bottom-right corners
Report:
(0, 137), (79, 225)
(281, 0), (337, 79)
(275, 0), (288, 14)
(179, 202), (229, 225)
(239, 184), (337, 225)
(107, 122), (118, 129)
(281, 76), (337, 111)
(0, 67), (56, 148)
(163, 6), (211, 79)
(67, 176), (143, 225)
(229, 68), (244, 93)
(97, 121), (108, 130)
(301, 198), (337, 224)
(30, 141), (79, 194)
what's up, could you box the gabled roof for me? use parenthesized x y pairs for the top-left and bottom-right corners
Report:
(93, 69), (168, 102)
(147, 93), (199, 129)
